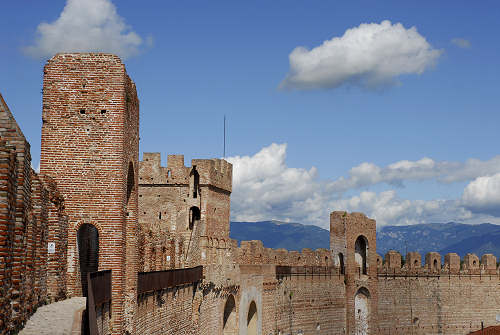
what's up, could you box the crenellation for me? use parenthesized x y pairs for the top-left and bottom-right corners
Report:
(444, 253), (460, 273)
(425, 252), (442, 273)
(384, 250), (402, 270)
(406, 251), (422, 271)
(463, 253), (480, 273)
(480, 254), (497, 274)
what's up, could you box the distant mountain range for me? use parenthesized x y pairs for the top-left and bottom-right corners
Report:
(230, 221), (500, 259)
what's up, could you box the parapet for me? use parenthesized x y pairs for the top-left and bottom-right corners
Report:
(378, 251), (499, 275)
(406, 252), (421, 270)
(463, 253), (480, 272)
(444, 253), (460, 272)
(384, 250), (402, 270)
(192, 158), (232, 193)
(330, 211), (376, 233)
(236, 241), (334, 268)
(139, 153), (232, 193)
(481, 254), (497, 274)
(424, 252), (441, 272)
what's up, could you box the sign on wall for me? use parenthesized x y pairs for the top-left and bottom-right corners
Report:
(48, 242), (55, 254)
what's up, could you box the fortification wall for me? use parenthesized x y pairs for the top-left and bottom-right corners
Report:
(0, 94), (68, 334)
(377, 250), (500, 335)
(270, 274), (347, 335)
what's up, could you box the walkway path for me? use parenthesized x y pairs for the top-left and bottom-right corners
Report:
(19, 297), (86, 335)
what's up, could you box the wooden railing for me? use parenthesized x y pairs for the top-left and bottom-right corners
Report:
(137, 266), (203, 295)
(85, 270), (111, 335)
(276, 266), (336, 279)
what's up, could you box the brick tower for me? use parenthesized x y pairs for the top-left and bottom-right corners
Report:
(330, 211), (378, 335)
(40, 53), (139, 334)
(138, 153), (232, 270)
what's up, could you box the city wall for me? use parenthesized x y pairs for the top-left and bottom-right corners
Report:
(0, 94), (68, 334)
(377, 250), (500, 335)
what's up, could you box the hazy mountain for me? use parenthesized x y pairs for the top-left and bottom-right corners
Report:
(230, 220), (329, 251)
(377, 222), (500, 258)
(230, 221), (500, 259)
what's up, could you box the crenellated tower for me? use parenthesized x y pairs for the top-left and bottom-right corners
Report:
(138, 153), (232, 270)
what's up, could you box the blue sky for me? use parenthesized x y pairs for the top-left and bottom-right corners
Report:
(1, 1), (500, 228)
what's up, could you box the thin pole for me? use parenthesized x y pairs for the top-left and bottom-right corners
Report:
(223, 115), (226, 158)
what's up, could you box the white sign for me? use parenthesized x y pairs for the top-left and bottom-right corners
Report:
(496, 314), (500, 322)
(48, 242), (55, 254)
(166, 255), (171, 262)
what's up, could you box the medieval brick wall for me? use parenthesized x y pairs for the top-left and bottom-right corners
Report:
(377, 250), (500, 335)
(0, 94), (67, 334)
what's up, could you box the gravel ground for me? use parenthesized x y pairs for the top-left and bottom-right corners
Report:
(19, 297), (86, 335)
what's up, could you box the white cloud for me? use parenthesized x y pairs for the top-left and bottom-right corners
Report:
(280, 20), (442, 90)
(227, 143), (500, 228)
(330, 191), (473, 227)
(227, 144), (324, 226)
(462, 173), (500, 216)
(24, 0), (145, 59)
(451, 38), (471, 49)
(328, 156), (500, 193)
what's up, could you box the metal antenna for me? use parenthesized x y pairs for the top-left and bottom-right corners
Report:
(223, 115), (226, 158)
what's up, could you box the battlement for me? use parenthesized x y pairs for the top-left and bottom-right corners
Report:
(377, 250), (499, 275)
(236, 240), (334, 268)
(139, 153), (232, 193)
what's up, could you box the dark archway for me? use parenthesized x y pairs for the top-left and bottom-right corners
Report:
(77, 224), (99, 296)
(247, 301), (257, 335)
(223, 295), (237, 334)
(189, 167), (200, 198)
(355, 235), (368, 275)
(338, 253), (345, 275)
(189, 206), (200, 230)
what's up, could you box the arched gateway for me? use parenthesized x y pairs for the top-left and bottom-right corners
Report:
(77, 223), (99, 296)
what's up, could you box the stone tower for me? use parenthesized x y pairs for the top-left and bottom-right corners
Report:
(40, 53), (139, 334)
(138, 154), (232, 270)
(330, 211), (378, 335)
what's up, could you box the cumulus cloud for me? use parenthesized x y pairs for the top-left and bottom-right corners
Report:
(24, 0), (144, 59)
(451, 38), (471, 49)
(328, 156), (500, 193)
(330, 191), (473, 227)
(227, 144), (324, 225)
(280, 20), (442, 90)
(227, 143), (500, 228)
(462, 173), (500, 216)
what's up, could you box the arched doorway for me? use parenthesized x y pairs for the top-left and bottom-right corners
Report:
(189, 206), (200, 231)
(354, 287), (370, 335)
(223, 295), (237, 335)
(77, 224), (99, 296)
(355, 235), (368, 275)
(247, 301), (257, 335)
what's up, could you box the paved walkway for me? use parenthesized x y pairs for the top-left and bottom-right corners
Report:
(20, 297), (86, 335)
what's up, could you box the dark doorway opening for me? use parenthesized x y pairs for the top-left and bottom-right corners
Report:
(77, 224), (99, 296)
